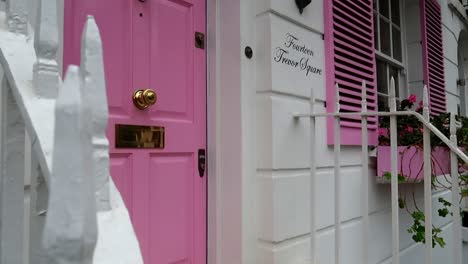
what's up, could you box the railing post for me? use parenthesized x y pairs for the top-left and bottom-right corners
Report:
(422, 85), (432, 264)
(389, 77), (400, 264)
(33, 0), (60, 98)
(5, 0), (28, 34)
(361, 81), (369, 264)
(27, 133), (48, 263)
(0, 74), (25, 264)
(80, 16), (111, 211)
(309, 87), (316, 263)
(334, 83), (341, 264)
(450, 113), (462, 264)
(42, 66), (97, 264)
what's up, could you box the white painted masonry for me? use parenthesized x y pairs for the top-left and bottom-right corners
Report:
(1, 0), (468, 263)
(253, 0), (468, 263)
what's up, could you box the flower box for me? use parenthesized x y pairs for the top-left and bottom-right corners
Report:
(376, 146), (451, 183)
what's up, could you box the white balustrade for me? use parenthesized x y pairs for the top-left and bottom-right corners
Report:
(451, 113), (463, 264)
(360, 81), (369, 264)
(309, 86), (316, 263)
(389, 77), (400, 264)
(33, 0), (60, 98)
(5, 0), (27, 34)
(333, 83), (342, 264)
(27, 131), (48, 263)
(42, 66), (97, 264)
(422, 86), (433, 264)
(0, 74), (26, 264)
(0, 2), (142, 262)
(81, 16), (110, 212)
(293, 77), (468, 264)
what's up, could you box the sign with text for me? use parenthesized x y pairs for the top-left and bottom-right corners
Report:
(257, 15), (325, 99)
(273, 33), (322, 77)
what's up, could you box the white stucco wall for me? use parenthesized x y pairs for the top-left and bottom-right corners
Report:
(254, 0), (467, 263)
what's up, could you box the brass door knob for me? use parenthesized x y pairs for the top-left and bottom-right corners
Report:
(133, 89), (157, 109)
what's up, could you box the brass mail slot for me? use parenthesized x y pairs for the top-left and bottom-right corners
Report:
(115, 124), (165, 149)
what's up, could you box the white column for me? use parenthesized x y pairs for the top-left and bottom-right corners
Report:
(0, 76), (25, 264)
(5, 0), (28, 34)
(33, 0), (60, 98)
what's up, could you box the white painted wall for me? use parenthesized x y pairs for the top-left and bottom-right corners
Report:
(253, 0), (467, 263)
(8, 0), (463, 263)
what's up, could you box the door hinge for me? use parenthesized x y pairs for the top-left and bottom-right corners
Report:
(198, 149), (206, 177)
(457, 79), (466, 87)
(195, 32), (205, 49)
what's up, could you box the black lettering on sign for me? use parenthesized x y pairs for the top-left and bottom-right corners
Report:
(273, 33), (322, 77)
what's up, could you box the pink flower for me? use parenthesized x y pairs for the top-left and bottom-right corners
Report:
(415, 101), (424, 112)
(408, 94), (417, 103)
(378, 128), (388, 137)
(405, 126), (414, 133)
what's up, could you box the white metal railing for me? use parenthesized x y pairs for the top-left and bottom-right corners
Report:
(0, 0), (142, 263)
(293, 78), (466, 264)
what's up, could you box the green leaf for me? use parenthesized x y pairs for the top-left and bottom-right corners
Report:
(433, 236), (446, 248)
(383, 172), (391, 181)
(438, 208), (449, 217)
(411, 211), (425, 221)
(382, 172), (406, 183)
(438, 197), (451, 207)
(398, 198), (406, 209)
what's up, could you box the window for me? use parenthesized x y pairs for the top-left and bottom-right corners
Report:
(324, 0), (445, 145)
(373, 0), (405, 110)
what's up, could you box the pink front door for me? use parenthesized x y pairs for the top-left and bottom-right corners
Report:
(64, 1), (207, 263)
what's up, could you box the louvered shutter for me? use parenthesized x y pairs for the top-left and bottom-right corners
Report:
(324, 0), (378, 145)
(421, 0), (446, 115)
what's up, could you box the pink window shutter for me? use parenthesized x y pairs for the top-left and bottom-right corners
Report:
(421, 0), (446, 115)
(324, 0), (378, 145)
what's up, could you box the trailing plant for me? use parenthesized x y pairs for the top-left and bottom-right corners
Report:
(378, 95), (468, 248)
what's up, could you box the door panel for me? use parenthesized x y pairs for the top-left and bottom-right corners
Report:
(150, 0), (194, 121)
(110, 153), (134, 212)
(64, 1), (207, 263)
(149, 153), (193, 263)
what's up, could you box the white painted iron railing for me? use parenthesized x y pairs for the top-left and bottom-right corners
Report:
(0, 0), (142, 263)
(294, 78), (466, 264)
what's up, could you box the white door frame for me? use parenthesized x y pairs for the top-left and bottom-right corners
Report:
(207, 0), (257, 263)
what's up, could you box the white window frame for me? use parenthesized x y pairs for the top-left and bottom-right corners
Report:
(374, 0), (409, 105)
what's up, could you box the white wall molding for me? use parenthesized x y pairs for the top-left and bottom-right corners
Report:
(207, 0), (257, 263)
